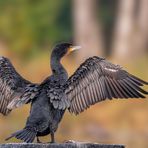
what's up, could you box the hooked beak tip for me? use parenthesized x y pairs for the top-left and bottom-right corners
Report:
(70, 46), (81, 52)
(67, 45), (81, 55)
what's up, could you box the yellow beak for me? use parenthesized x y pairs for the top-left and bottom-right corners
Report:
(67, 46), (81, 55)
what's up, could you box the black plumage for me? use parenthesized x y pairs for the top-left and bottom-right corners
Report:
(0, 43), (147, 143)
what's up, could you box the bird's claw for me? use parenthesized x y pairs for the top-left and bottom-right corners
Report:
(64, 140), (76, 143)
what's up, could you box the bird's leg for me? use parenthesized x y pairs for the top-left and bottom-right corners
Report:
(37, 137), (42, 143)
(50, 132), (55, 143)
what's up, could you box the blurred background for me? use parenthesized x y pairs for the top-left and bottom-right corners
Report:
(0, 0), (148, 147)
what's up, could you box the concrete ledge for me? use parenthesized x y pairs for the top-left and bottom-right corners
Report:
(0, 143), (125, 148)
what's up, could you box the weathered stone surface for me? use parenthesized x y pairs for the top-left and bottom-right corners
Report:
(0, 143), (125, 148)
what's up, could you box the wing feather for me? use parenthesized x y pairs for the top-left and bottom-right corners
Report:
(64, 56), (147, 115)
(0, 57), (38, 115)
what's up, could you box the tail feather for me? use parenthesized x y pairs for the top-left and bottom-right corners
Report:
(6, 128), (36, 143)
(17, 130), (30, 140)
(28, 133), (36, 143)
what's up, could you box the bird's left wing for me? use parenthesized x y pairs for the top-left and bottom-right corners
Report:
(64, 56), (148, 115)
(0, 57), (39, 115)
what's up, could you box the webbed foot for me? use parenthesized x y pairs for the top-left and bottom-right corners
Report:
(64, 140), (76, 143)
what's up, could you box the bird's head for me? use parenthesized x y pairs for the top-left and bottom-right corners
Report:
(52, 43), (81, 59)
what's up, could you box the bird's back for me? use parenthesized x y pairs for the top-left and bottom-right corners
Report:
(26, 75), (67, 134)
(26, 89), (51, 133)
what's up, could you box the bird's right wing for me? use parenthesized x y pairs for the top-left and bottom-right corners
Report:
(64, 56), (148, 115)
(0, 57), (38, 115)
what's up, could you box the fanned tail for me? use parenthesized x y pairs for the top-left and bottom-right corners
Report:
(5, 128), (36, 143)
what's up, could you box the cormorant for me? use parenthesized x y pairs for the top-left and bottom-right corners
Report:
(0, 43), (147, 143)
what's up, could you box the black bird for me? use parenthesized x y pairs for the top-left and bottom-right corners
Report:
(0, 43), (147, 143)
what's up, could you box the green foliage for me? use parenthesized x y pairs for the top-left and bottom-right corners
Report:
(0, 0), (72, 58)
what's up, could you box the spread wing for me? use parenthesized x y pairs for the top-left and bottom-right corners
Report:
(0, 57), (38, 115)
(64, 56), (148, 115)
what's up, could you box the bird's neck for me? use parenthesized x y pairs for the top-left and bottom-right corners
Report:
(50, 54), (68, 81)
